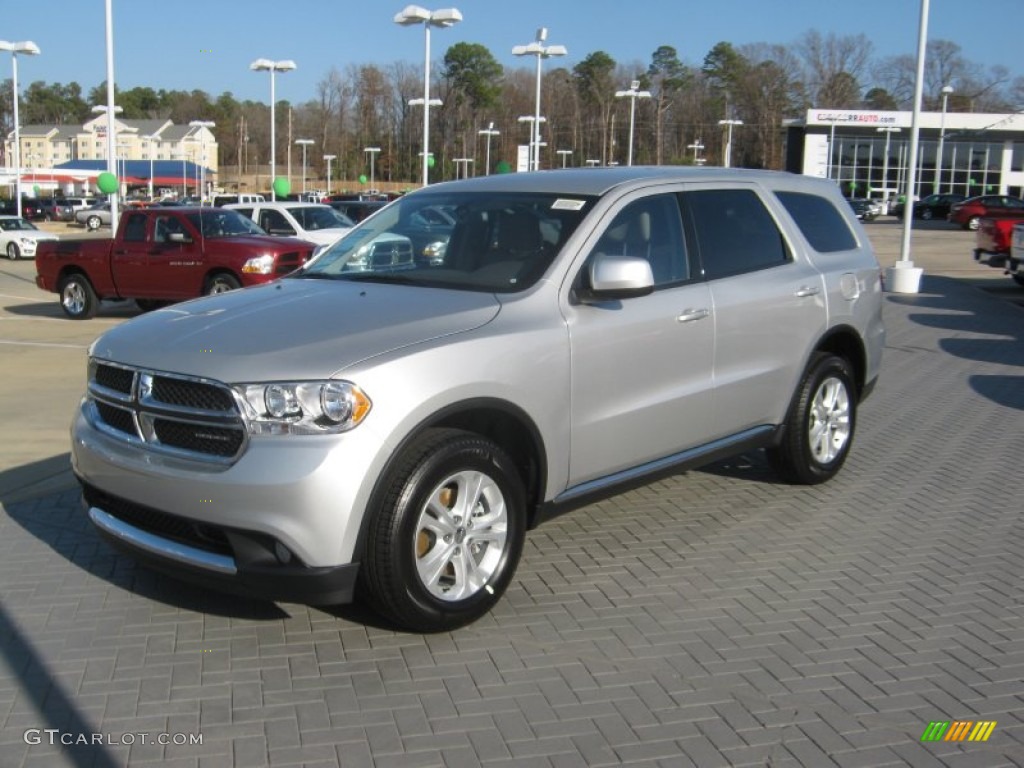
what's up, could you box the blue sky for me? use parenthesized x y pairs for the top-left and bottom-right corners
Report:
(4, 0), (1022, 105)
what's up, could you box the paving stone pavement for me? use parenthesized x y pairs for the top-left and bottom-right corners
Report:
(1, 274), (1023, 768)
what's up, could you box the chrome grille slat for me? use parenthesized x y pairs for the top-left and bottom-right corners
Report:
(87, 360), (247, 462)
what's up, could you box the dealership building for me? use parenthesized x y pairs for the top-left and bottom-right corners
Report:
(785, 109), (1024, 201)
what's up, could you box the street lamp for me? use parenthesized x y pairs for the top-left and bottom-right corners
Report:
(513, 28), (566, 171)
(717, 119), (743, 168)
(92, 104), (124, 197)
(687, 138), (705, 165)
(395, 5), (462, 186)
(935, 84), (953, 193)
(0, 40), (40, 220)
(478, 122), (500, 175)
(615, 80), (652, 166)
(295, 138), (314, 194)
(453, 158), (473, 179)
(556, 149), (572, 168)
(250, 58), (297, 200)
(144, 134), (159, 200)
(363, 146), (381, 191)
(323, 154), (336, 195)
(190, 120), (216, 204)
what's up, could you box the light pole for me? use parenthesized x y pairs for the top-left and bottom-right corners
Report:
(295, 138), (314, 194)
(1, 40), (40, 220)
(92, 104), (124, 200)
(556, 149), (572, 168)
(324, 154), (336, 195)
(717, 118), (743, 168)
(478, 122), (500, 175)
(363, 147), (381, 191)
(517, 116), (546, 169)
(513, 28), (566, 171)
(615, 80), (652, 166)
(935, 84), (953, 193)
(189, 120), (215, 203)
(453, 158), (473, 179)
(877, 127), (900, 211)
(249, 58), (296, 200)
(687, 138), (705, 165)
(395, 5), (462, 186)
(144, 134), (159, 200)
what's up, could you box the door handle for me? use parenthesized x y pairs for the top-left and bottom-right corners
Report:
(795, 285), (820, 297)
(677, 308), (710, 323)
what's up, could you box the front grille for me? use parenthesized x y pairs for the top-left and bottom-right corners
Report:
(88, 361), (247, 463)
(83, 482), (232, 556)
(275, 251), (307, 275)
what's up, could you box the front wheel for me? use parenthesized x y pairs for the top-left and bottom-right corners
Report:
(361, 428), (526, 632)
(6, 242), (19, 260)
(58, 274), (98, 319)
(767, 353), (856, 485)
(921, 208), (933, 220)
(203, 273), (241, 295)
(86, 215), (102, 231)
(966, 216), (981, 231)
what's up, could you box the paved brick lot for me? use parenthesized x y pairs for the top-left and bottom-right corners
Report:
(2, 245), (1024, 766)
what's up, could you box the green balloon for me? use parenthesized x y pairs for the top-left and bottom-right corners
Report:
(495, 160), (512, 174)
(358, 174), (368, 184)
(96, 172), (118, 194)
(427, 155), (436, 168)
(272, 177), (291, 197)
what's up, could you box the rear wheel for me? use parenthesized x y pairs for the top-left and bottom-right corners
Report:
(203, 273), (241, 295)
(361, 428), (526, 632)
(6, 242), (19, 260)
(58, 274), (98, 320)
(767, 353), (856, 485)
(966, 215), (981, 231)
(86, 215), (102, 231)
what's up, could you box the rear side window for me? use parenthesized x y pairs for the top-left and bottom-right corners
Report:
(122, 213), (147, 242)
(682, 189), (789, 280)
(774, 191), (857, 253)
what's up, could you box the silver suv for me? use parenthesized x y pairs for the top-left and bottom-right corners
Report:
(74, 168), (884, 631)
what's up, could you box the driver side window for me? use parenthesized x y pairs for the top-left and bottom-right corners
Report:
(588, 194), (689, 288)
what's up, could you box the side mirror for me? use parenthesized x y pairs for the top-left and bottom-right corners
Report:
(168, 232), (192, 244)
(581, 253), (655, 301)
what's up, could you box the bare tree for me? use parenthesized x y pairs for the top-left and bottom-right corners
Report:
(797, 30), (873, 107)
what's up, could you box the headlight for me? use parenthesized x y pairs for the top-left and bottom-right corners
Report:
(242, 254), (274, 274)
(236, 380), (371, 435)
(422, 240), (447, 264)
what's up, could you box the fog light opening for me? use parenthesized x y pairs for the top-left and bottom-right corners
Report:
(274, 541), (293, 564)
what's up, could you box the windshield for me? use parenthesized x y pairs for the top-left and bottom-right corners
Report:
(185, 209), (267, 238)
(291, 206), (353, 231)
(293, 192), (594, 293)
(0, 218), (38, 231)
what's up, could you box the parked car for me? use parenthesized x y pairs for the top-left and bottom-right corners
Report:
(75, 202), (115, 231)
(225, 201), (353, 247)
(948, 195), (1024, 231)
(38, 198), (74, 222)
(847, 198), (881, 221)
(64, 196), (100, 215)
(0, 215), (58, 259)
(901, 193), (966, 221)
(972, 217), (1024, 287)
(35, 207), (314, 319)
(14, 197), (45, 221)
(69, 167), (885, 631)
(1008, 222), (1024, 287)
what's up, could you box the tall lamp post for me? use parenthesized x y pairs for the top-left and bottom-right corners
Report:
(295, 138), (314, 193)
(323, 154), (336, 195)
(363, 146), (381, 191)
(935, 84), (953, 193)
(0, 40), (40, 220)
(615, 80), (652, 167)
(717, 118), (743, 168)
(877, 127), (901, 211)
(249, 58), (296, 200)
(144, 133), (159, 200)
(478, 122), (500, 175)
(687, 138), (705, 165)
(189, 120), (216, 204)
(513, 28), (566, 171)
(556, 149), (572, 168)
(394, 5), (462, 187)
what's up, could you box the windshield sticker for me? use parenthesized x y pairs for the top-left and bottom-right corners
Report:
(551, 199), (586, 211)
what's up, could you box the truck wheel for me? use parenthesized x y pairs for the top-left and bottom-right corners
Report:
(204, 274), (241, 295)
(362, 428), (526, 632)
(1012, 274), (1024, 288)
(58, 274), (99, 320)
(766, 353), (856, 485)
(6, 242), (19, 260)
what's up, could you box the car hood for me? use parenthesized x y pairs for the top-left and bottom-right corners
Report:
(19, 231), (59, 241)
(203, 234), (312, 251)
(89, 278), (501, 382)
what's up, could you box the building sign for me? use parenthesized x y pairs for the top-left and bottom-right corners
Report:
(809, 110), (905, 128)
(516, 145), (530, 173)
(803, 134), (829, 179)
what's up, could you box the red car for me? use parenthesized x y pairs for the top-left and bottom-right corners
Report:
(948, 194), (1024, 231)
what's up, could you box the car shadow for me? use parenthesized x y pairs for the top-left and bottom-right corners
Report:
(4, 298), (141, 319)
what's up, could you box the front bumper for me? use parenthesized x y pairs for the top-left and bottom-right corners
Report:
(973, 248), (1010, 269)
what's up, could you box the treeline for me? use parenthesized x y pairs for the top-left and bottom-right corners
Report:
(2, 32), (1021, 183)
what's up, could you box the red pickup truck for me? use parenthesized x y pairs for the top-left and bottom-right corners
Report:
(36, 206), (314, 318)
(973, 216), (1024, 286)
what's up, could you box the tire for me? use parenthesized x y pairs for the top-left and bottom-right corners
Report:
(135, 299), (169, 312)
(361, 428), (527, 632)
(966, 216), (980, 231)
(58, 274), (98, 320)
(921, 208), (933, 220)
(6, 242), (19, 260)
(1012, 274), (1024, 288)
(767, 353), (856, 485)
(203, 273), (241, 295)
(86, 215), (102, 231)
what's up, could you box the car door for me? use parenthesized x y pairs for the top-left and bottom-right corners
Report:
(563, 191), (717, 488)
(113, 213), (205, 298)
(680, 185), (827, 435)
